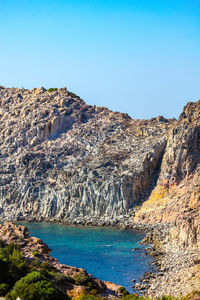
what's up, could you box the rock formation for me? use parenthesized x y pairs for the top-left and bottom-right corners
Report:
(0, 86), (200, 297)
(134, 100), (200, 250)
(134, 100), (200, 297)
(0, 86), (175, 224)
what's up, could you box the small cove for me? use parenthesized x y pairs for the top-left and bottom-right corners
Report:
(19, 222), (153, 292)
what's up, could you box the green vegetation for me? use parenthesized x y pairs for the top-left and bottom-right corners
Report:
(0, 283), (9, 296)
(30, 258), (41, 268)
(47, 88), (58, 92)
(32, 250), (40, 257)
(5, 271), (65, 300)
(73, 272), (90, 286)
(121, 296), (149, 300)
(40, 261), (55, 273)
(0, 240), (67, 299)
(0, 242), (27, 285)
(182, 290), (200, 300)
(157, 297), (176, 300)
(118, 286), (130, 297)
(74, 295), (177, 300)
(0, 239), (198, 300)
(73, 272), (100, 295)
(75, 295), (103, 300)
(47, 88), (79, 97)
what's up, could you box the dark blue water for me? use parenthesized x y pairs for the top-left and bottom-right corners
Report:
(20, 223), (152, 292)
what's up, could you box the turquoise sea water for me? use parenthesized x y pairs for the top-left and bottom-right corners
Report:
(20, 223), (152, 292)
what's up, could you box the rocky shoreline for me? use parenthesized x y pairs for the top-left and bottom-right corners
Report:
(0, 211), (137, 228)
(1, 219), (200, 298)
(145, 248), (200, 298)
(132, 225), (200, 298)
(0, 222), (124, 299)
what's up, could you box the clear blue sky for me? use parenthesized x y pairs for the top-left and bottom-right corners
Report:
(0, 0), (199, 119)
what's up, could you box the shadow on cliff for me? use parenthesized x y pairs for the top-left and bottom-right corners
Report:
(136, 147), (166, 207)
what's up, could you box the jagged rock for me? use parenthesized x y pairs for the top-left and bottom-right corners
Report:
(134, 100), (200, 249)
(0, 86), (174, 223)
(0, 86), (200, 297)
(133, 101), (200, 297)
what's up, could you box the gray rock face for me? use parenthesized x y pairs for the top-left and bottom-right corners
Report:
(134, 100), (200, 249)
(159, 100), (200, 185)
(0, 86), (173, 223)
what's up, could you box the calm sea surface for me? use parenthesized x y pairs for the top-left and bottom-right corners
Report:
(19, 223), (152, 292)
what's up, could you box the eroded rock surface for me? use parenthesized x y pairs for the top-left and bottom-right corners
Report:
(1, 86), (200, 297)
(134, 100), (200, 250)
(134, 100), (200, 297)
(0, 86), (173, 223)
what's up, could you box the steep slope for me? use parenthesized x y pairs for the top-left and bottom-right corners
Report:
(134, 100), (200, 297)
(134, 100), (200, 249)
(0, 87), (174, 223)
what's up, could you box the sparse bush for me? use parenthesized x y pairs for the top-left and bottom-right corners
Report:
(118, 286), (129, 297)
(47, 88), (58, 92)
(0, 283), (10, 296)
(40, 262), (55, 272)
(85, 281), (99, 295)
(64, 275), (75, 284)
(32, 250), (40, 257)
(30, 258), (41, 268)
(5, 271), (66, 300)
(183, 291), (200, 300)
(75, 295), (102, 300)
(73, 272), (90, 286)
(0, 243), (27, 283)
(73, 272), (100, 294)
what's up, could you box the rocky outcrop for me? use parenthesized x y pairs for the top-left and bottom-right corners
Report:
(134, 100), (200, 249)
(0, 86), (174, 223)
(0, 86), (199, 246)
(133, 101), (200, 297)
(0, 222), (121, 298)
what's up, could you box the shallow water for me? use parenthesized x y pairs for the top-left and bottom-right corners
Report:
(20, 222), (152, 292)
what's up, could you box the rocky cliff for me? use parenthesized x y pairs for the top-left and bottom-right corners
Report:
(0, 86), (199, 239)
(0, 86), (200, 297)
(134, 100), (200, 250)
(133, 100), (200, 297)
(0, 86), (175, 224)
